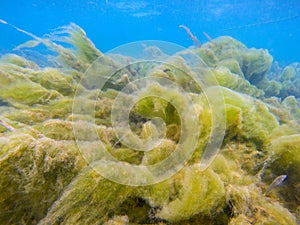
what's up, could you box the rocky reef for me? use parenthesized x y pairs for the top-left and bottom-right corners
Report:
(0, 24), (299, 224)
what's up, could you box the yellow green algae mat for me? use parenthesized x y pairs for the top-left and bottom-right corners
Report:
(0, 24), (300, 225)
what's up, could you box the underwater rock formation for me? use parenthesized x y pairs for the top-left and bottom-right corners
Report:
(0, 24), (299, 224)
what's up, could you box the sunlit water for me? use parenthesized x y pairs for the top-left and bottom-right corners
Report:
(0, 0), (299, 64)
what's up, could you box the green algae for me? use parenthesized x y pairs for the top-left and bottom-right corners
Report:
(28, 68), (76, 96)
(259, 61), (300, 123)
(156, 167), (226, 222)
(0, 133), (87, 224)
(267, 135), (300, 211)
(220, 87), (278, 148)
(38, 166), (135, 225)
(0, 53), (39, 69)
(0, 66), (62, 106)
(212, 66), (264, 98)
(0, 24), (299, 225)
(193, 36), (273, 92)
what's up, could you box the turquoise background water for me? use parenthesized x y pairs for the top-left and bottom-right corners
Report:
(0, 0), (300, 64)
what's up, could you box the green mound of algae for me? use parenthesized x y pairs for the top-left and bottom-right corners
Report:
(0, 24), (299, 225)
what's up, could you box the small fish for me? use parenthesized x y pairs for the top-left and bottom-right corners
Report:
(203, 32), (213, 42)
(163, 68), (171, 73)
(265, 174), (288, 195)
(0, 19), (8, 25)
(179, 24), (201, 48)
(0, 119), (15, 131)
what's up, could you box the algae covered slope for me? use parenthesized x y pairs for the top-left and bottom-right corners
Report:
(0, 24), (299, 225)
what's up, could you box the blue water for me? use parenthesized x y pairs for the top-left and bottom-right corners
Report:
(0, 0), (300, 65)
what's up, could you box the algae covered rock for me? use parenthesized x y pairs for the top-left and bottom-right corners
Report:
(156, 166), (225, 222)
(0, 133), (86, 224)
(0, 66), (62, 106)
(212, 66), (264, 98)
(262, 62), (300, 100)
(28, 68), (76, 96)
(194, 36), (273, 86)
(38, 166), (135, 225)
(0, 23), (299, 225)
(267, 135), (300, 211)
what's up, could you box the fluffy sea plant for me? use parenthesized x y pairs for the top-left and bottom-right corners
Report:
(0, 23), (299, 225)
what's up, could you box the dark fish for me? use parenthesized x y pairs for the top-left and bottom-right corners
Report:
(265, 174), (288, 195)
